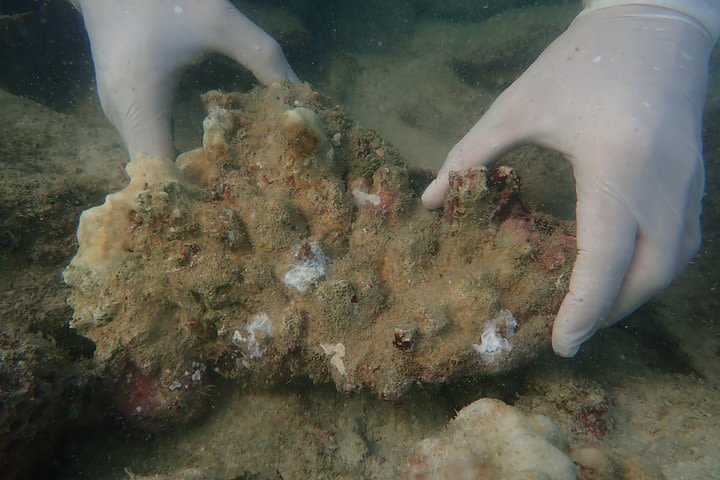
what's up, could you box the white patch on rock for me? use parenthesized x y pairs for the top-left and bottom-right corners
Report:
(190, 362), (205, 382)
(232, 312), (274, 359)
(472, 309), (517, 361)
(202, 108), (234, 149)
(351, 189), (381, 207)
(320, 343), (346, 376)
(331, 132), (342, 146)
(283, 241), (328, 293)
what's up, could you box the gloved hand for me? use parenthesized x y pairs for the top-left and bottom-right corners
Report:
(76, 0), (299, 160)
(422, 4), (716, 356)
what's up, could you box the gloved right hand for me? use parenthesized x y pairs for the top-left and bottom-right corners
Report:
(76, 0), (299, 160)
(422, 3), (716, 356)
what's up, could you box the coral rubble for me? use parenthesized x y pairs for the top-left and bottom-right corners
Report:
(400, 398), (664, 480)
(63, 82), (575, 427)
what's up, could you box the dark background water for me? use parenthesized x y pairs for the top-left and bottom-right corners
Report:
(0, 0), (576, 110)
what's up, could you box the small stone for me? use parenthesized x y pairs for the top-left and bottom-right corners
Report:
(393, 327), (416, 351)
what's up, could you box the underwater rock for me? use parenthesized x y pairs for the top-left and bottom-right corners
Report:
(516, 375), (612, 443)
(0, 88), (127, 265)
(399, 398), (663, 480)
(0, 328), (92, 480)
(400, 398), (578, 480)
(63, 82), (575, 427)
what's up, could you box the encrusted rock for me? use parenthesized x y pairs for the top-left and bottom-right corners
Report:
(64, 83), (576, 427)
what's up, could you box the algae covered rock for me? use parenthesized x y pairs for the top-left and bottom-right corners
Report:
(63, 82), (576, 427)
(0, 328), (91, 479)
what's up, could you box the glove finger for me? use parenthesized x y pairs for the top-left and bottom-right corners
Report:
(95, 65), (176, 160)
(552, 184), (637, 357)
(599, 232), (676, 328)
(421, 87), (534, 209)
(213, 2), (299, 85)
(601, 162), (704, 327)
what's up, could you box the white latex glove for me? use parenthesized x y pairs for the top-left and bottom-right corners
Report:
(76, 0), (299, 160)
(422, 4), (717, 356)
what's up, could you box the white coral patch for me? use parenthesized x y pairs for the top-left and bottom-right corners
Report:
(351, 189), (381, 207)
(283, 241), (328, 293)
(320, 343), (347, 376)
(232, 312), (274, 359)
(472, 309), (518, 362)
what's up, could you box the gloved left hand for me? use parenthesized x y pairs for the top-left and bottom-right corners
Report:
(76, 0), (299, 160)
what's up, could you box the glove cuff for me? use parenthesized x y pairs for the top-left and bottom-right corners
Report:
(582, 0), (720, 42)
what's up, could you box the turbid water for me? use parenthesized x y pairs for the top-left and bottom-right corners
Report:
(1, 1), (719, 479)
